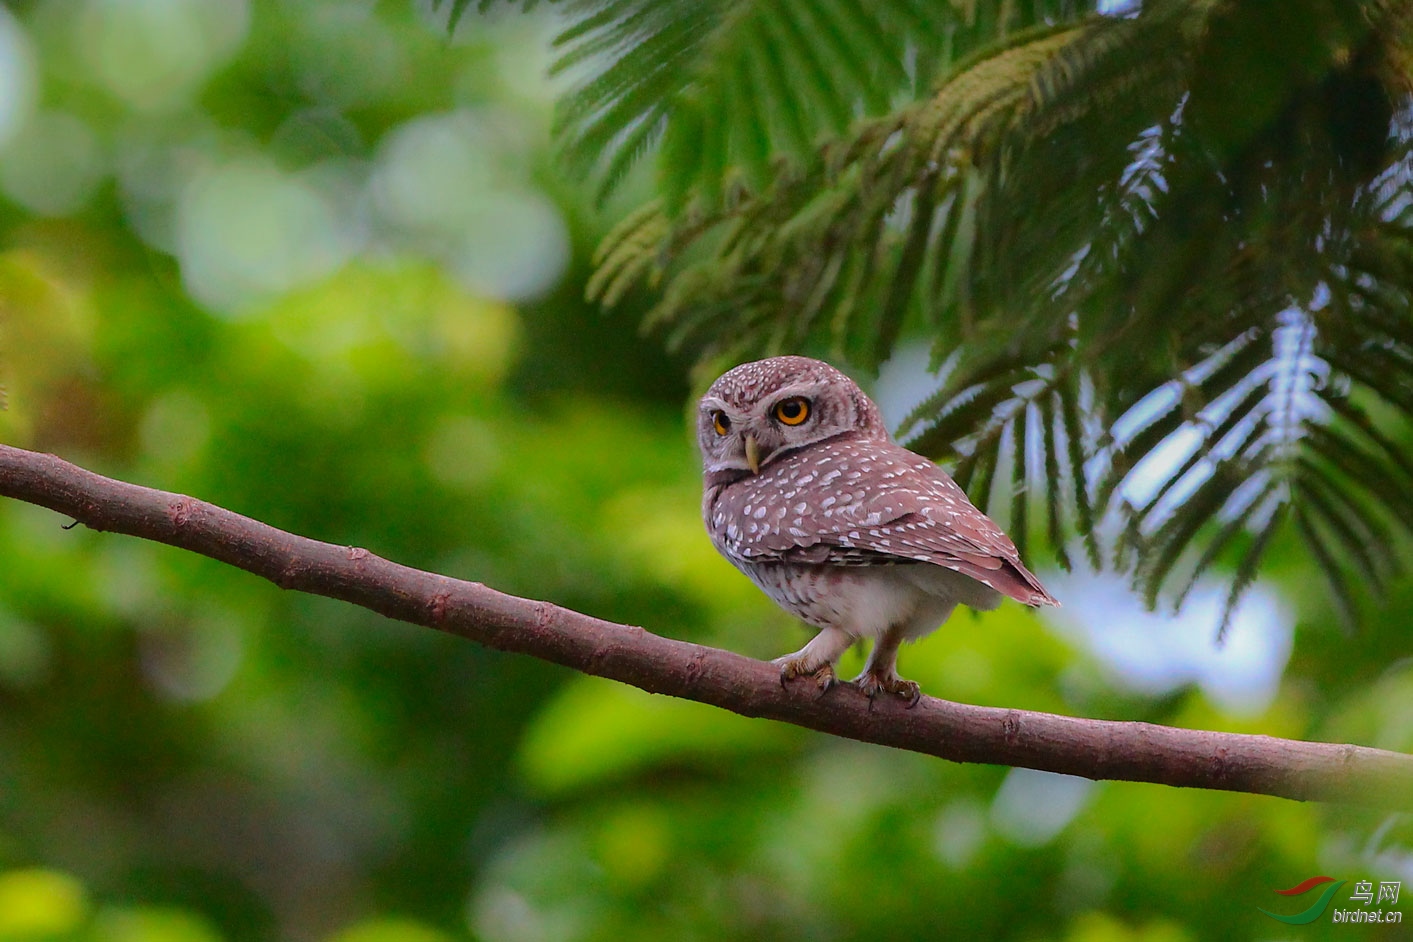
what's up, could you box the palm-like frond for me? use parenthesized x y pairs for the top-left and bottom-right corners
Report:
(590, 7), (1200, 362)
(547, 0), (1102, 205)
(476, 0), (1413, 627)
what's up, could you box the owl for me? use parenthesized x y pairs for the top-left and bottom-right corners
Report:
(699, 355), (1057, 704)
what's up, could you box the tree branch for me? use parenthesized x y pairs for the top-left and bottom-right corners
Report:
(0, 443), (1408, 808)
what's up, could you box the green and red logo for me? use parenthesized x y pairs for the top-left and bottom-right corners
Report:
(1259, 876), (1346, 925)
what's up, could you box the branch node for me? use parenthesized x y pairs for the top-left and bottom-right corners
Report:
(347, 546), (371, 561)
(683, 647), (707, 687)
(587, 640), (614, 675)
(429, 592), (450, 625)
(1002, 710), (1022, 744)
(84, 501), (107, 531)
(1211, 745), (1230, 783)
(167, 497), (198, 527)
(275, 560), (305, 590)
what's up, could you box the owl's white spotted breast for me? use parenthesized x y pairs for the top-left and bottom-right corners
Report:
(734, 557), (976, 640)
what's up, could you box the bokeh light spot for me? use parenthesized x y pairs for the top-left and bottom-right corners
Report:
(991, 769), (1096, 846)
(0, 111), (104, 216)
(91, 905), (224, 942)
(0, 8), (36, 149)
(0, 868), (89, 936)
(932, 799), (987, 869)
(138, 612), (244, 704)
(373, 112), (498, 232)
(176, 157), (353, 313)
(593, 804), (670, 889)
(425, 416), (502, 491)
(1045, 572), (1293, 716)
(372, 111), (569, 301)
(447, 189), (570, 301)
(139, 389), (211, 466)
(78, 0), (249, 112)
(328, 917), (453, 942)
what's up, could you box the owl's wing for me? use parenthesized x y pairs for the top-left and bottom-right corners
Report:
(711, 434), (1057, 607)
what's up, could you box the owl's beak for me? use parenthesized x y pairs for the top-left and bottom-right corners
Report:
(744, 435), (761, 475)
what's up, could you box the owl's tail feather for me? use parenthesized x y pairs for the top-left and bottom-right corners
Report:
(996, 559), (1059, 608)
(951, 553), (1058, 608)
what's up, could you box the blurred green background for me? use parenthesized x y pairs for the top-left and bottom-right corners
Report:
(0, 1), (1409, 940)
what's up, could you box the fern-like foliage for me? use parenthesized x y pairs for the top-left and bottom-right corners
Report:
(542, 0), (1100, 206)
(579, 0), (1413, 630)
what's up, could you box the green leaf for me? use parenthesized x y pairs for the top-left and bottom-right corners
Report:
(1039, 390), (1072, 571)
(1058, 375), (1102, 568)
(1295, 508), (1362, 630)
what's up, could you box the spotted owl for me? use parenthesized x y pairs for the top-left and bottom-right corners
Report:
(699, 355), (1057, 704)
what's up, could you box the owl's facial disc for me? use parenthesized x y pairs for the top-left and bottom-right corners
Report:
(699, 356), (892, 478)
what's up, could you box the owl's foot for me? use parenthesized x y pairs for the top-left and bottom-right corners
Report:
(853, 668), (922, 708)
(771, 627), (851, 697)
(772, 655), (837, 696)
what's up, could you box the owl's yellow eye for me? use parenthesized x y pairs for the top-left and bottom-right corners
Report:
(712, 411), (731, 436)
(774, 397), (810, 426)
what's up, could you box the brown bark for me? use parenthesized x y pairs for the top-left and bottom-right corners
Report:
(0, 443), (1408, 807)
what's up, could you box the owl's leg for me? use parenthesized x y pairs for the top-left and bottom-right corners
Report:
(772, 626), (852, 694)
(853, 627), (921, 707)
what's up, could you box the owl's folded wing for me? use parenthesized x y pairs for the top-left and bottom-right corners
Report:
(714, 436), (1056, 607)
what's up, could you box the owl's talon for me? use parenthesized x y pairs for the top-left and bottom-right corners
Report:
(772, 655), (837, 696)
(853, 669), (922, 707)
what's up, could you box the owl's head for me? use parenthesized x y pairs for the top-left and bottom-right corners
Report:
(697, 356), (888, 475)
